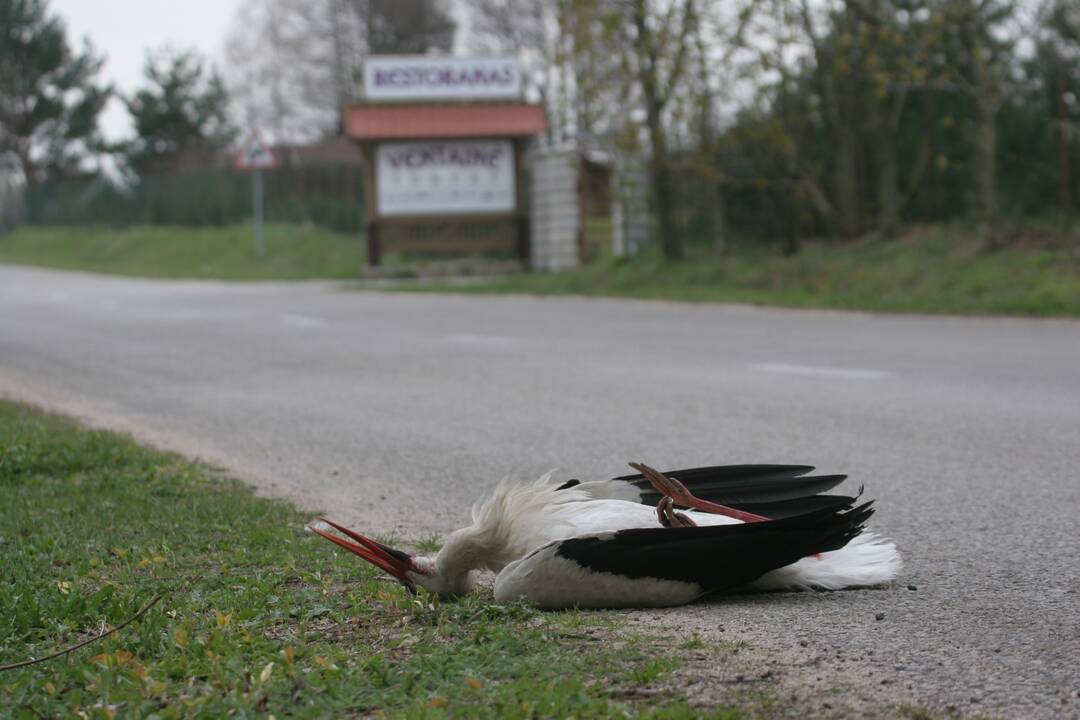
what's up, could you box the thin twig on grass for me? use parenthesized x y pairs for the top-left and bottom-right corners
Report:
(0, 593), (165, 672)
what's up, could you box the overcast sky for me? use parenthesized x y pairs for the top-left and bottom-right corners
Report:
(51, 0), (245, 141)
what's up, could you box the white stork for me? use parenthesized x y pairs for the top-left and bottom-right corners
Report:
(312, 463), (901, 609)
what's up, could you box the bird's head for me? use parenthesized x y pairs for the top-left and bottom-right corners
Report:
(309, 519), (474, 598)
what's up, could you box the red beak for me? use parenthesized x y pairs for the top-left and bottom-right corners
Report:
(310, 517), (419, 590)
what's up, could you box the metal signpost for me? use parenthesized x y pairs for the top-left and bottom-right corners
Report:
(235, 132), (279, 261)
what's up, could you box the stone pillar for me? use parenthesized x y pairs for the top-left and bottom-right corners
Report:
(529, 148), (581, 271)
(612, 153), (649, 257)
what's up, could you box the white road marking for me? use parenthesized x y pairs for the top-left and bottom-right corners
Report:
(280, 313), (328, 329)
(446, 333), (516, 348)
(751, 362), (893, 380)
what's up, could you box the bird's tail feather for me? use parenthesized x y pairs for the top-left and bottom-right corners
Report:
(749, 531), (902, 591)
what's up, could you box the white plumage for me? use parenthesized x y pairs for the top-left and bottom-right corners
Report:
(312, 463), (902, 609)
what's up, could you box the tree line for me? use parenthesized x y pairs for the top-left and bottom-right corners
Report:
(3, 0), (1078, 256)
(1, 0), (232, 186)
(0, 0), (454, 188)
(466, 0), (1079, 255)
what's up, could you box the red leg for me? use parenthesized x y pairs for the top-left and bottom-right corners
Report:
(631, 463), (770, 523)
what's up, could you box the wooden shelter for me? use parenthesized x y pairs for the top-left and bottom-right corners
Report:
(344, 57), (547, 266)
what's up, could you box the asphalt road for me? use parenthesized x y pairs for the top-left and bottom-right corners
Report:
(2, 264), (1078, 717)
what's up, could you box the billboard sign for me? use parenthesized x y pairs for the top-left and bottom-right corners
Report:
(364, 56), (522, 102)
(376, 140), (515, 216)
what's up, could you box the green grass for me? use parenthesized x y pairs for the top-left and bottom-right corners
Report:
(390, 225), (1080, 316)
(0, 401), (750, 718)
(0, 224), (363, 280)
(6, 221), (1071, 315)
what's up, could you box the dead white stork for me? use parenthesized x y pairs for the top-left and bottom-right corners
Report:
(312, 463), (901, 609)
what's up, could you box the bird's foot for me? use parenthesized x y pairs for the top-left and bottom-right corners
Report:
(656, 497), (697, 528)
(632, 462), (770, 524)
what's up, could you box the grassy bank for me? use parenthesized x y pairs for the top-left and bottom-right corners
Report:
(0, 224), (363, 280)
(0, 401), (757, 718)
(397, 225), (1080, 316)
(4, 222), (1075, 315)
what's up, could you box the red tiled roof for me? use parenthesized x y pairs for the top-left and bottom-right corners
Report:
(344, 103), (547, 141)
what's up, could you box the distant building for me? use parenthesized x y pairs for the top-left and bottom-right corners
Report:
(271, 136), (364, 168)
(138, 143), (230, 176)
(142, 136), (364, 175)
(580, 151), (612, 219)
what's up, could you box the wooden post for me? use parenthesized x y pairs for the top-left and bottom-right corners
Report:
(366, 222), (381, 266)
(577, 155), (587, 262)
(514, 138), (530, 266)
(360, 142), (380, 269)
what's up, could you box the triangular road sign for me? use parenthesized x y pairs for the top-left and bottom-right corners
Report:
(235, 131), (278, 170)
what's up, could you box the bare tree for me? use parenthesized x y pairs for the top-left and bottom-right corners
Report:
(744, 0), (839, 246)
(466, 0), (562, 141)
(1036, 0), (1079, 232)
(965, 1), (1004, 246)
(845, 0), (941, 237)
(927, 0), (1015, 247)
(465, 0), (553, 88)
(625, 0), (699, 261)
(693, 1), (758, 255)
(798, 0), (866, 237)
(223, 0), (456, 143)
(224, 0), (345, 141)
(468, 0), (717, 261)
(366, 0), (454, 54)
(465, 0), (633, 147)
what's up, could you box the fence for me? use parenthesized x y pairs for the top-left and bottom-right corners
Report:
(0, 169), (25, 234)
(26, 165), (366, 235)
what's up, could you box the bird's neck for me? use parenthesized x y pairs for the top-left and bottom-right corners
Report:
(434, 527), (506, 593)
(435, 478), (560, 587)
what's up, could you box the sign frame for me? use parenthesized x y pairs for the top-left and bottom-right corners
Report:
(363, 55), (522, 103)
(358, 136), (530, 265)
(374, 139), (517, 218)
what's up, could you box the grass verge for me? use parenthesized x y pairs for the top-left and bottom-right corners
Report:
(0, 224), (363, 281)
(388, 225), (1080, 316)
(3, 222), (1077, 315)
(0, 401), (750, 718)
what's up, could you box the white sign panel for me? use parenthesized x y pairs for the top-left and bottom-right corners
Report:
(376, 140), (516, 217)
(364, 56), (522, 102)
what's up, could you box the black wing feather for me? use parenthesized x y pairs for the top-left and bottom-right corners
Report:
(612, 464), (848, 507)
(554, 498), (874, 593)
(721, 493), (857, 519)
